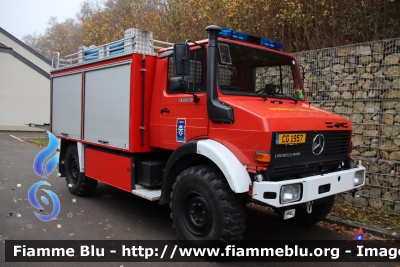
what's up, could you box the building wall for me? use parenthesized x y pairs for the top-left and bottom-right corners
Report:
(0, 30), (50, 74)
(0, 53), (50, 128)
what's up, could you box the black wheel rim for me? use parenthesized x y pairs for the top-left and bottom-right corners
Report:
(68, 156), (79, 183)
(182, 190), (211, 236)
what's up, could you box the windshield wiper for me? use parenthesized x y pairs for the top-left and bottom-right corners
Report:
(221, 86), (267, 101)
(272, 95), (299, 104)
(257, 93), (267, 102)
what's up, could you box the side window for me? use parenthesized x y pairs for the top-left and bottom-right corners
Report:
(167, 48), (207, 94)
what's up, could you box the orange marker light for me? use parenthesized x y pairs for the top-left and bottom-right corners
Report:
(248, 184), (253, 196)
(255, 151), (271, 163)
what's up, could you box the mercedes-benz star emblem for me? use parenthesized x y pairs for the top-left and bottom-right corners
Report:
(312, 134), (325, 155)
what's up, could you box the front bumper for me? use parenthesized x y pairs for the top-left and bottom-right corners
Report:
(252, 165), (366, 208)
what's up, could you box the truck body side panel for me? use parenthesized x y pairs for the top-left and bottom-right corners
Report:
(129, 54), (157, 152)
(84, 147), (133, 192)
(51, 54), (157, 153)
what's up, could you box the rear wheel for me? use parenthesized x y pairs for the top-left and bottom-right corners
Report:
(65, 145), (97, 196)
(170, 166), (246, 247)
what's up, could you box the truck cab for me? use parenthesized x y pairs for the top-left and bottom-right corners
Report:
(50, 25), (365, 247)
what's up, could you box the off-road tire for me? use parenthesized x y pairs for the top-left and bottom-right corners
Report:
(65, 145), (97, 196)
(170, 165), (246, 248)
(286, 196), (335, 227)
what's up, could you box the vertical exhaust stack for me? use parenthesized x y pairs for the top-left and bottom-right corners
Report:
(205, 25), (234, 123)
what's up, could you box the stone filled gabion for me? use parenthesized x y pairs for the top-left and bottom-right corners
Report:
(294, 38), (400, 214)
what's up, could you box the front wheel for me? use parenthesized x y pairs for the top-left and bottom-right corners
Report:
(170, 166), (246, 247)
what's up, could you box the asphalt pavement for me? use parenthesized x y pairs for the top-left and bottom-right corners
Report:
(0, 132), (397, 267)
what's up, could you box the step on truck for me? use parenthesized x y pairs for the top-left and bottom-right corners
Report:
(51, 25), (365, 246)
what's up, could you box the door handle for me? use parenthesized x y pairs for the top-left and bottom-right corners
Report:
(160, 108), (170, 114)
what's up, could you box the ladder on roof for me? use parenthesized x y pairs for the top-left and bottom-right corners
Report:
(51, 28), (174, 70)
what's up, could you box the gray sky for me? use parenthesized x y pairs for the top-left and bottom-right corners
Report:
(0, 0), (85, 40)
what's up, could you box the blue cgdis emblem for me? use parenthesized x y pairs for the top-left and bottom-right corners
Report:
(176, 119), (186, 143)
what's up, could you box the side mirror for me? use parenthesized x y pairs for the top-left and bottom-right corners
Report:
(169, 76), (188, 94)
(174, 44), (190, 76)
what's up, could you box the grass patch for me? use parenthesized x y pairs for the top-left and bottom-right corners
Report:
(30, 139), (49, 146)
(331, 200), (400, 232)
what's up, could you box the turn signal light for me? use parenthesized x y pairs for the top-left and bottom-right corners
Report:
(255, 151), (271, 163)
(248, 183), (253, 196)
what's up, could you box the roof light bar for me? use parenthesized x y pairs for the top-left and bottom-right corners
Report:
(260, 38), (283, 50)
(218, 28), (283, 51)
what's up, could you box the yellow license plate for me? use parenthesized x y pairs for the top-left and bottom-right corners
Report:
(276, 133), (306, 145)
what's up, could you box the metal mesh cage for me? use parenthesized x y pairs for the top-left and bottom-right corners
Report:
(294, 38), (400, 214)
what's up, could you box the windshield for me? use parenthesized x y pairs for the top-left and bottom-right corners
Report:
(217, 42), (304, 100)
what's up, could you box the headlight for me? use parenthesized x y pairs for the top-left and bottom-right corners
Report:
(354, 170), (365, 186)
(280, 184), (302, 204)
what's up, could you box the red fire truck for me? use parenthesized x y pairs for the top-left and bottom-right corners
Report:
(51, 25), (365, 245)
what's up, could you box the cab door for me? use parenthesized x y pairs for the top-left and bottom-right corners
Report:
(158, 48), (208, 150)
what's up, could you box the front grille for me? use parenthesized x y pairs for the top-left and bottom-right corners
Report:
(323, 131), (351, 155)
(268, 131), (350, 180)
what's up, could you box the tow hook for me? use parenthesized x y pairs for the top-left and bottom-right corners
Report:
(351, 189), (360, 198)
(306, 201), (313, 214)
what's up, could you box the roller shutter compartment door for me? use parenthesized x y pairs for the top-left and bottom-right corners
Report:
(52, 73), (82, 140)
(84, 64), (131, 149)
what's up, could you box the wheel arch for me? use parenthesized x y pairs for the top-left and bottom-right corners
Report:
(159, 139), (251, 205)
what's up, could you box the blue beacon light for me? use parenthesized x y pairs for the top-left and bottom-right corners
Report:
(218, 28), (283, 51)
(355, 233), (364, 241)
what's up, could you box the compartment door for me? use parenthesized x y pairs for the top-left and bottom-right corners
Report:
(52, 73), (82, 139)
(84, 64), (131, 149)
